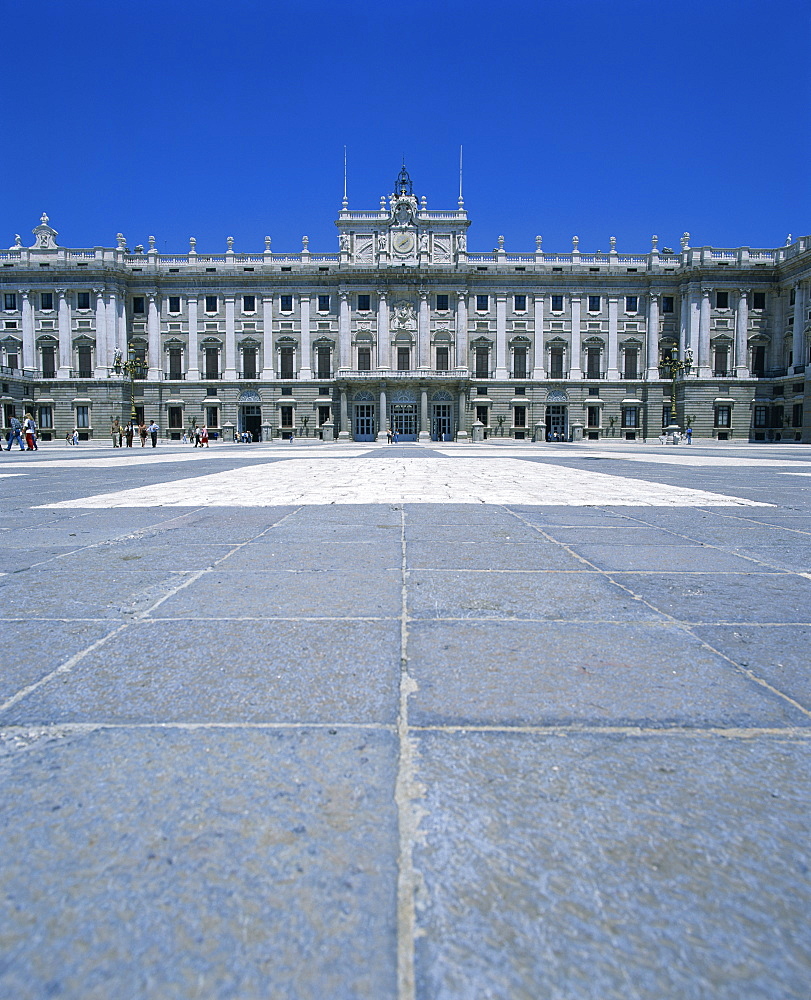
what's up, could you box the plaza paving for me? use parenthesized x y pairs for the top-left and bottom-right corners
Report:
(1, 439), (810, 999)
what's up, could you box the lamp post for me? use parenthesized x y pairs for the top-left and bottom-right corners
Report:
(660, 349), (693, 442)
(113, 349), (148, 422)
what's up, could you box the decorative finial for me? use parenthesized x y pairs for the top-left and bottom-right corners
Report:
(681, 232), (690, 251)
(227, 236), (234, 251)
(609, 236), (617, 252)
(651, 234), (659, 251)
(302, 235), (309, 250)
(189, 236), (197, 253)
(498, 235), (505, 250)
(116, 233), (126, 250)
(380, 196), (387, 212)
(572, 236), (580, 251)
(265, 236), (271, 252)
(148, 235), (156, 251)
(535, 235), (542, 250)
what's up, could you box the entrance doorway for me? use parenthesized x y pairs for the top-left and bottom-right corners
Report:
(354, 403), (376, 441)
(432, 403), (452, 441)
(240, 405), (262, 441)
(391, 403), (417, 441)
(545, 405), (567, 441)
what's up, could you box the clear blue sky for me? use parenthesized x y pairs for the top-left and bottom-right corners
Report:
(5, 0), (809, 255)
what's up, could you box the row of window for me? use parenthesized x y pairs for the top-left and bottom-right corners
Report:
(2, 290), (777, 316)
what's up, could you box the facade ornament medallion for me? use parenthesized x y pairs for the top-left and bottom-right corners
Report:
(391, 300), (417, 333)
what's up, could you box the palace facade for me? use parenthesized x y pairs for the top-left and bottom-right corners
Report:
(2, 167), (810, 444)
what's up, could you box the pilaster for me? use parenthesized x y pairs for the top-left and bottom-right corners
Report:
(495, 292), (508, 378)
(735, 288), (750, 378)
(569, 293), (582, 379)
(645, 292), (660, 379)
(57, 288), (71, 377)
(606, 296), (619, 380)
(223, 295), (237, 379)
(299, 293), (313, 379)
(93, 288), (108, 377)
(187, 296), (200, 380)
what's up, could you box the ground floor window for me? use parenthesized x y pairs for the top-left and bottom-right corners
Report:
(475, 405), (489, 425)
(206, 406), (219, 427)
(586, 406), (600, 428)
(622, 406), (639, 428)
(168, 406), (183, 429)
(513, 405), (526, 427)
(76, 405), (89, 428)
(280, 405), (294, 427)
(714, 406), (731, 428)
(793, 403), (803, 428)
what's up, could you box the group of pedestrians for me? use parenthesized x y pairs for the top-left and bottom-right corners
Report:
(107, 418), (159, 448)
(5, 414), (38, 451)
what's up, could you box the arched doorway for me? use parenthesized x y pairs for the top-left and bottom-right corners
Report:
(353, 390), (376, 441)
(238, 390), (263, 441)
(390, 388), (418, 441)
(431, 390), (454, 441)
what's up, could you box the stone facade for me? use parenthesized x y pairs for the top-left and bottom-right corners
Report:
(1, 175), (810, 444)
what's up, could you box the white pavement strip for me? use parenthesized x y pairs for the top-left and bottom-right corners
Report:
(38, 456), (769, 508)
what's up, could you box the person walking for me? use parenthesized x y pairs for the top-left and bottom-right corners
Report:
(111, 417), (121, 448)
(686, 425), (693, 445)
(200, 425), (209, 448)
(139, 422), (147, 447)
(23, 413), (38, 451)
(125, 421), (134, 447)
(6, 415), (25, 451)
(72, 428), (79, 446)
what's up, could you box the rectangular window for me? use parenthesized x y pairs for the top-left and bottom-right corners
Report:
(549, 347), (564, 378)
(436, 294), (449, 311)
(317, 295), (330, 313)
(625, 295), (638, 313)
(280, 295), (293, 313)
(661, 296), (674, 314)
(168, 296), (181, 313)
(357, 346), (371, 371)
(789, 289), (796, 306)
(475, 345), (490, 378)
(514, 294), (527, 312)
(40, 292), (53, 311)
(397, 347), (410, 371)
(714, 406), (731, 428)
(318, 405), (331, 426)
(38, 405), (53, 428)
(316, 345), (331, 378)
(77, 345), (92, 377)
(753, 292), (766, 310)
(242, 348), (257, 379)
(168, 406), (183, 429)
(713, 346), (729, 376)
(587, 406), (600, 428)
(168, 347), (182, 379)
(133, 296), (145, 314)
(715, 291), (729, 309)
(41, 345), (56, 378)
(76, 405), (89, 428)
(77, 291), (90, 310)
(793, 403), (803, 427)
(280, 405), (294, 427)
(623, 348), (638, 380)
(243, 295), (256, 313)
(280, 346), (294, 379)
(513, 405), (526, 427)
(588, 295), (601, 312)
(436, 345), (449, 371)
(586, 346), (601, 378)
(662, 406), (671, 427)
(512, 346), (527, 379)
(205, 295), (218, 313)
(551, 295), (563, 312)
(4, 293), (17, 311)
(476, 405), (489, 425)
(623, 407), (639, 427)
(476, 295), (489, 312)
(204, 347), (219, 379)
(357, 294), (371, 312)
(206, 406), (219, 427)
(754, 405), (768, 428)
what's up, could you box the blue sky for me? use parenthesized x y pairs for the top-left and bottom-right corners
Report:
(4, 0), (809, 254)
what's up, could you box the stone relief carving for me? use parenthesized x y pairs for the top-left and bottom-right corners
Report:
(391, 300), (417, 333)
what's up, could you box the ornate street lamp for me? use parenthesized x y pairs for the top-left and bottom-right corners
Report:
(113, 349), (148, 421)
(660, 348), (693, 441)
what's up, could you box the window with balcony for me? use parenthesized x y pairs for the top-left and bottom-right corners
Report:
(436, 345), (449, 371)
(168, 348), (183, 380)
(316, 345), (331, 378)
(512, 346), (527, 379)
(205, 347), (219, 379)
(41, 345), (56, 378)
(397, 347), (410, 371)
(242, 348), (257, 379)
(623, 348), (638, 380)
(77, 345), (92, 377)
(357, 346), (371, 371)
(586, 347), (601, 378)
(475, 345), (490, 378)
(280, 346), (295, 379)
(549, 347), (564, 378)
(713, 346), (729, 376)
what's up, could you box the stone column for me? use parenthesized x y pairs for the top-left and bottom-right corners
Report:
(261, 295), (274, 379)
(419, 387), (430, 441)
(117, 293), (126, 357)
(569, 293), (582, 378)
(735, 288), (750, 378)
(106, 290), (119, 357)
(147, 293), (161, 380)
(792, 282), (806, 373)
(339, 290), (350, 370)
(377, 290), (389, 368)
(495, 293), (508, 378)
(532, 294), (545, 378)
(645, 293), (660, 379)
(607, 296), (619, 379)
(299, 292), (312, 379)
(418, 288), (430, 367)
(223, 295), (237, 379)
(94, 288), (108, 377)
(456, 389), (469, 440)
(688, 286), (701, 370)
(456, 290), (468, 371)
(679, 291), (689, 358)
(57, 288), (71, 378)
(186, 296), (200, 380)
(698, 287), (712, 376)
(338, 388), (350, 439)
(376, 385), (388, 441)
(20, 290), (34, 371)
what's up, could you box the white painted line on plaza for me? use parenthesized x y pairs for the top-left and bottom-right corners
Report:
(38, 456), (770, 508)
(4, 447), (374, 470)
(434, 447), (811, 469)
